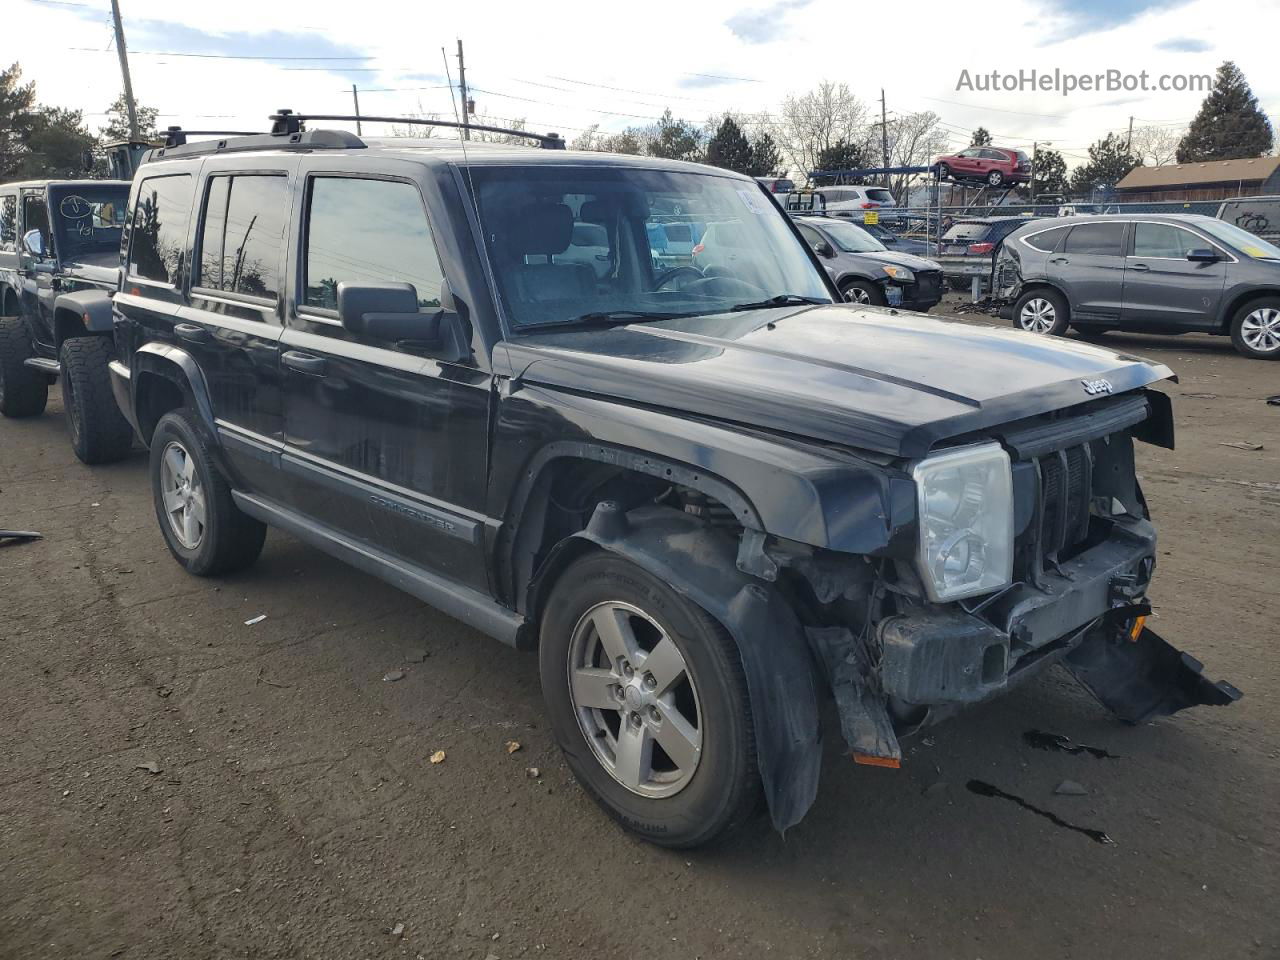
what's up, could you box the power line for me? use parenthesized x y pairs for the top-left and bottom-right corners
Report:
(68, 46), (375, 60)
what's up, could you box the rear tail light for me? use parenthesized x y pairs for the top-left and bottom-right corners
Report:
(860, 202), (879, 209)
(692, 242), (705, 254)
(969, 242), (995, 254)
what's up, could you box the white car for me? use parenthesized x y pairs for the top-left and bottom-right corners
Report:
(814, 185), (899, 221)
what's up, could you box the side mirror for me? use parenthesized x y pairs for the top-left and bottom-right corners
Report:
(1186, 247), (1220, 263)
(811, 240), (834, 258)
(337, 280), (468, 361)
(22, 229), (46, 258)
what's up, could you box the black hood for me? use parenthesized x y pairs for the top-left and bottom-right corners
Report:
(499, 305), (1173, 458)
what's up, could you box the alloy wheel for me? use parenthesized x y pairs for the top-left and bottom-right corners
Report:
(567, 600), (703, 798)
(1241, 307), (1280, 353)
(844, 286), (872, 304)
(1019, 297), (1056, 333)
(160, 441), (207, 549)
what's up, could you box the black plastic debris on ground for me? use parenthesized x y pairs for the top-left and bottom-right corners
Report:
(1023, 729), (1120, 759)
(967, 780), (1115, 845)
(0, 529), (42, 547)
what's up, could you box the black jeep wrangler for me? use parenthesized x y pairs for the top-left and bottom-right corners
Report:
(109, 113), (1238, 847)
(0, 178), (136, 462)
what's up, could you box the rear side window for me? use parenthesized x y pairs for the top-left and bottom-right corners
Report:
(1023, 225), (1069, 252)
(128, 174), (194, 285)
(0, 194), (15, 250)
(303, 177), (444, 312)
(197, 174), (288, 299)
(1064, 222), (1125, 256)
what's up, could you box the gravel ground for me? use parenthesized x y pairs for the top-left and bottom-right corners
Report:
(2, 309), (1277, 960)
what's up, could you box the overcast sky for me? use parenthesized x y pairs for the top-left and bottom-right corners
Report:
(6, 0), (1278, 173)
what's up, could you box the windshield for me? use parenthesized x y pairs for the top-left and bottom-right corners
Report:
(50, 184), (128, 259)
(819, 220), (887, 253)
(469, 166), (831, 330)
(1198, 218), (1280, 260)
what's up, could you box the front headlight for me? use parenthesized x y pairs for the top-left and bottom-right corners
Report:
(881, 264), (915, 283)
(912, 442), (1014, 602)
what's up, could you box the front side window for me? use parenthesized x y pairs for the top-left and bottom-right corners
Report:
(22, 195), (51, 255)
(128, 174), (194, 285)
(0, 195), (16, 249)
(1064, 222), (1125, 256)
(198, 174), (288, 299)
(304, 177), (444, 311)
(469, 166), (830, 330)
(1132, 223), (1197, 259)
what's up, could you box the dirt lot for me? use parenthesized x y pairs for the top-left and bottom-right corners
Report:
(2, 311), (1278, 960)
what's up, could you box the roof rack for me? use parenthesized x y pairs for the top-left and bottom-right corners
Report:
(162, 126), (263, 147)
(269, 109), (566, 149)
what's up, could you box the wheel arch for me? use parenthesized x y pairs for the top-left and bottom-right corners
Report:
(52, 289), (114, 349)
(132, 343), (218, 446)
(1219, 286), (1280, 334)
(1014, 279), (1072, 313)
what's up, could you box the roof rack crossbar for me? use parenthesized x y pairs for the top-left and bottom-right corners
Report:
(270, 110), (566, 149)
(163, 126), (262, 148)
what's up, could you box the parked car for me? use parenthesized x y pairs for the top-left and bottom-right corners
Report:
(933, 147), (1032, 187)
(934, 216), (1030, 288)
(815, 184), (899, 220)
(995, 214), (1280, 359)
(1217, 195), (1280, 246)
(792, 216), (943, 310)
(109, 114), (1237, 848)
(755, 176), (795, 196)
(859, 222), (933, 257)
(0, 178), (135, 462)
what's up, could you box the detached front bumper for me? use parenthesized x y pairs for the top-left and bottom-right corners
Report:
(818, 518), (1240, 763)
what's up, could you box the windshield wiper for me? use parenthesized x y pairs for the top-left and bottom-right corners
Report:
(728, 294), (830, 312)
(518, 310), (695, 332)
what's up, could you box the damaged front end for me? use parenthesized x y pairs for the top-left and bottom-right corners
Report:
(780, 392), (1241, 769)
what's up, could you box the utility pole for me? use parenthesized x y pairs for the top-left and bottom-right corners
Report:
(1126, 115), (1134, 153)
(1030, 141), (1039, 199)
(109, 0), (139, 140)
(456, 40), (469, 140)
(879, 88), (890, 187)
(351, 84), (362, 135)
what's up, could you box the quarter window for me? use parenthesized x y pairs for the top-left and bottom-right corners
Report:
(1132, 222), (1197, 259)
(303, 177), (444, 312)
(1063, 222), (1125, 256)
(197, 174), (288, 299)
(128, 174), (194, 285)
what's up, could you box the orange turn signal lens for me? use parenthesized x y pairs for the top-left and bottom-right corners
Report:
(852, 753), (901, 769)
(1128, 615), (1147, 642)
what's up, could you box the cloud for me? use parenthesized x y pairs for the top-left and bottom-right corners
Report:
(677, 73), (759, 89)
(1036, 0), (1196, 37)
(725, 0), (814, 44)
(1156, 36), (1213, 52)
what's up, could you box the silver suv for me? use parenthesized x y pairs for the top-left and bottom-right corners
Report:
(996, 214), (1280, 359)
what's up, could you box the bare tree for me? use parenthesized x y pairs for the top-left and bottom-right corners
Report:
(773, 81), (869, 180)
(1130, 124), (1181, 166)
(886, 110), (949, 200)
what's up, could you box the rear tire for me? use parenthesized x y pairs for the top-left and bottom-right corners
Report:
(1229, 298), (1280, 360)
(987, 170), (1005, 187)
(539, 551), (759, 848)
(840, 279), (886, 306)
(0, 315), (49, 418)
(150, 408), (266, 576)
(1013, 289), (1069, 336)
(60, 337), (134, 464)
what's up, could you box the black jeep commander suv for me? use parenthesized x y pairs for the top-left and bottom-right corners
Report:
(0, 178), (136, 462)
(109, 113), (1239, 847)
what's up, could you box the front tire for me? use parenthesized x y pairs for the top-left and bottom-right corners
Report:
(840, 279), (885, 306)
(1013, 289), (1069, 336)
(0, 315), (49, 418)
(1230, 298), (1280, 359)
(60, 337), (134, 464)
(539, 551), (759, 848)
(150, 408), (266, 576)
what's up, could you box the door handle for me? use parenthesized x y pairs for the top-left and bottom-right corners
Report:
(174, 323), (210, 344)
(1129, 263), (1150, 271)
(1049, 257), (1069, 265)
(282, 351), (327, 376)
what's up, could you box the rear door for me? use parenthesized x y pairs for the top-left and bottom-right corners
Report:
(1050, 221), (1128, 323)
(279, 164), (491, 590)
(1120, 221), (1228, 330)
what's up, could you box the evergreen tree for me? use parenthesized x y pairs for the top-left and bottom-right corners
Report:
(646, 110), (703, 162)
(971, 126), (992, 146)
(1031, 148), (1068, 195)
(812, 139), (868, 185)
(1177, 61), (1273, 162)
(747, 131), (781, 177)
(23, 107), (96, 178)
(1068, 133), (1139, 194)
(705, 116), (754, 174)
(0, 63), (37, 180)
(101, 92), (160, 141)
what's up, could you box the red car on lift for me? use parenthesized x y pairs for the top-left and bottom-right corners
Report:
(934, 146), (1032, 187)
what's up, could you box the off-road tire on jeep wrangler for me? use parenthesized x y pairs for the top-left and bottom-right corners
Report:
(150, 408), (266, 576)
(59, 337), (135, 464)
(1013, 288), (1070, 337)
(0, 315), (49, 418)
(539, 551), (760, 848)
(840, 279), (885, 306)
(1229, 296), (1280, 360)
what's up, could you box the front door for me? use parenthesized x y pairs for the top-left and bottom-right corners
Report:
(18, 191), (55, 348)
(1120, 221), (1227, 331)
(280, 169), (491, 590)
(1050, 220), (1128, 324)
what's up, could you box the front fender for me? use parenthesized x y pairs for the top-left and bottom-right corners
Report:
(537, 503), (823, 833)
(54, 288), (113, 338)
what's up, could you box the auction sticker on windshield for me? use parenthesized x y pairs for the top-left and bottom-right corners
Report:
(737, 189), (765, 214)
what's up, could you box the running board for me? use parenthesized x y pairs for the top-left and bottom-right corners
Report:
(231, 491), (527, 647)
(23, 357), (60, 377)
